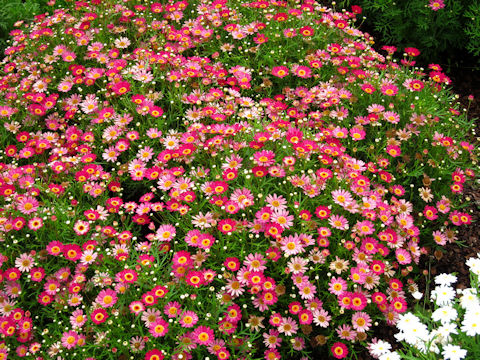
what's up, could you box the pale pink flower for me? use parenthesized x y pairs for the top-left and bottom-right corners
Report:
(278, 317), (298, 336)
(265, 194), (287, 211)
(352, 312), (372, 332)
(281, 234), (304, 256)
(15, 253), (35, 272)
(313, 308), (331, 327)
(16, 196), (39, 215)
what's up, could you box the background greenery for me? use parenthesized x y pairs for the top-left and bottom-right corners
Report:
(335, 0), (480, 70)
(0, 0), (71, 57)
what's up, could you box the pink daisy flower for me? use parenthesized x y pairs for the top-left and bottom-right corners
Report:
(179, 310), (199, 328)
(129, 301), (145, 315)
(271, 209), (294, 229)
(61, 330), (78, 349)
(193, 325), (215, 345)
(355, 220), (375, 236)
(156, 224), (176, 241)
(281, 234), (304, 256)
(395, 248), (412, 265)
(287, 256), (308, 274)
(73, 220), (90, 236)
(331, 189), (353, 206)
(329, 215), (349, 230)
(329, 277), (347, 295)
(278, 317), (298, 336)
(70, 309), (87, 329)
(16, 196), (38, 215)
(292, 65), (312, 78)
(298, 282), (317, 300)
(263, 329), (282, 349)
(27, 217), (43, 231)
(225, 277), (245, 297)
(149, 318), (169, 337)
(243, 253), (267, 272)
(96, 289), (118, 308)
(352, 311), (372, 332)
(312, 308), (331, 328)
(102, 146), (119, 162)
(253, 150), (276, 167)
(15, 253), (34, 273)
(336, 324), (357, 341)
(428, 0), (445, 11)
(380, 82), (398, 96)
(271, 66), (289, 78)
(265, 194), (287, 211)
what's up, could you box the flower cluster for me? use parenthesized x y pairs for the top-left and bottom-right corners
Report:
(368, 253), (480, 360)
(0, 0), (477, 359)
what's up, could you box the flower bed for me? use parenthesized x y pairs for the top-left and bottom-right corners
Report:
(0, 0), (477, 359)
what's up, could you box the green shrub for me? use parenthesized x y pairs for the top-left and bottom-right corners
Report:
(0, 0), (41, 54)
(336, 0), (480, 67)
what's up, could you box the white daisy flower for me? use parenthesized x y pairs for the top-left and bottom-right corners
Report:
(431, 285), (456, 306)
(434, 273), (457, 286)
(442, 344), (467, 360)
(432, 306), (457, 324)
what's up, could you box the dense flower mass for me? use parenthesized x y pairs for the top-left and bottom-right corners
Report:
(0, 0), (477, 359)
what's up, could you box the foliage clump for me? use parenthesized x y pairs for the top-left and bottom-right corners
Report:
(336, 0), (480, 65)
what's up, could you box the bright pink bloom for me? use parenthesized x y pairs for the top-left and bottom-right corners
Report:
(271, 66), (289, 78)
(331, 342), (349, 359)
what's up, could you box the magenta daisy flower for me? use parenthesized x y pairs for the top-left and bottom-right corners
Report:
(61, 330), (78, 349)
(253, 149), (276, 166)
(148, 317), (169, 338)
(331, 342), (349, 359)
(185, 270), (204, 287)
(96, 289), (118, 308)
(90, 308), (108, 324)
(380, 82), (398, 96)
(179, 310), (199, 328)
(192, 325), (215, 345)
(271, 66), (289, 78)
